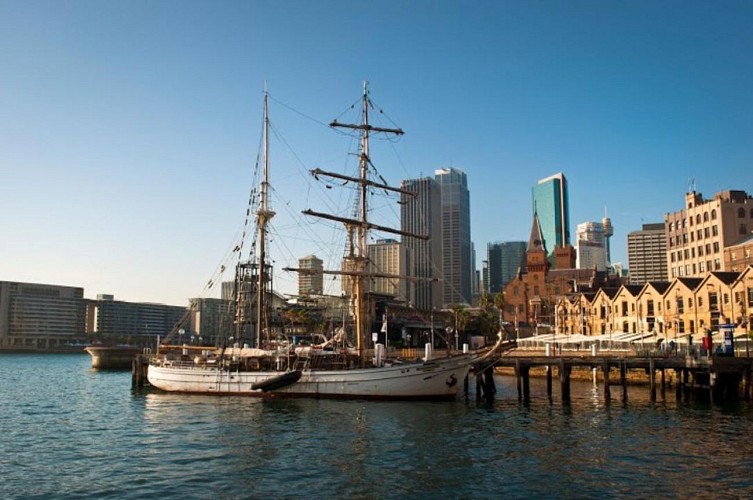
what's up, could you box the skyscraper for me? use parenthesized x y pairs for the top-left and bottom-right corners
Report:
(575, 221), (611, 271)
(487, 241), (526, 294)
(367, 239), (409, 301)
(435, 167), (472, 306)
(627, 223), (668, 284)
(532, 172), (570, 262)
(400, 177), (443, 310)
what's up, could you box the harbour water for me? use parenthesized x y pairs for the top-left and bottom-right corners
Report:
(2, 353), (753, 499)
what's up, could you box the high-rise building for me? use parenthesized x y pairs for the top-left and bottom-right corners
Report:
(665, 190), (753, 278)
(297, 254), (324, 296)
(400, 177), (443, 310)
(575, 221), (611, 271)
(367, 239), (409, 301)
(0, 281), (85, 350)
(487, 241), (526, 294)
(532, 172), (570, 262)
(628, 223), (668, 284)
(435, 167), (472, 306)
(189, 297), (233, 346)
(88, 294), (188, 339)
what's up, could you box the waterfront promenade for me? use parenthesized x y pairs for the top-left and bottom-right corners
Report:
(491, 333), (753, 404)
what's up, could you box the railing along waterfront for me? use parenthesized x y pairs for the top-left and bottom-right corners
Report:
(497, 331), (753, 405)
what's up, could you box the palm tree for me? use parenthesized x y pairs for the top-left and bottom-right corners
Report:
(494, 290), (506, 325)
(450, 304), (470, 350)
(477, 292), (491, 311)
(493, 291), (505, 314)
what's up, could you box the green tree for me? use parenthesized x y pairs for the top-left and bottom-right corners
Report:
(477, 292), (491, 311)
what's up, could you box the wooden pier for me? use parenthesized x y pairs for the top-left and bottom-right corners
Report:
(494, 351), (753, 404)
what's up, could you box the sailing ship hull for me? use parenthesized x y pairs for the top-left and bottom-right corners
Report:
(147, 356), (472, 400)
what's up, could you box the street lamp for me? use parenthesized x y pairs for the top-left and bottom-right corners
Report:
(430, 308), (435, 348)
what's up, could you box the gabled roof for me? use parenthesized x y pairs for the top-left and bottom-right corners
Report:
(709, 271), (740, 286)
(644, 281), (671, 295)
(616, 284), (643, 297)
(599, 287), (620, 299)
(675, 277), (703, 291)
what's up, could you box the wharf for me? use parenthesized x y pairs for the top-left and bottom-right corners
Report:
(495, 348), (753, 404)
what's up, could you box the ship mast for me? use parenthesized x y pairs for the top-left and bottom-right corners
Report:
(287, 82), (428, 363)
(256, 86), (275, 348)
(330, 82), (404, 362)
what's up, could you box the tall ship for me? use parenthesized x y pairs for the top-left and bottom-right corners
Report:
(147, 84), (496, 399)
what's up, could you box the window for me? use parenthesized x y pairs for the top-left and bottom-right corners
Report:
(696, 214), (701, 224)
(704, 212), (709, 222)
(739, 207), (746, 218)
(669, 222), (674, 231)
(714, 258), (721, 270)
(698, 245), (704, 256)
(712, 225), (718, 236)
(706, 244), (711, 254)
(700, 261), (705, 272)
(698, 296), (704, 307)
(671, 253), (676, 263)
(713, 242), (720, 252)
(740, 223), (747, 235)
(691, 231), (695, 242)
(677, 297), (684, 314)
(711, 209), (717, 220)
(697, 229), (702, 239)
(704, 228), (710, 238)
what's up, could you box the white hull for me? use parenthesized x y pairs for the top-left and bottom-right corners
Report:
(147, 356), (473, 400)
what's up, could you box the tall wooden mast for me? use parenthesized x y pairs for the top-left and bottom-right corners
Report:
(256, 86), (275, 348)
(287, 82), (428, 363)
(329, 82), (404, 361)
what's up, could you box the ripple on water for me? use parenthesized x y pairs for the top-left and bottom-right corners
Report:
(3, 355), (753, 498)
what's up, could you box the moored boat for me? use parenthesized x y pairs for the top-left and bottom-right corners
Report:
(85, 345), (141, 370)
(147, 84), (496, 399)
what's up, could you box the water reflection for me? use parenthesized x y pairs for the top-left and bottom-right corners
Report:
(4, 355), (753, 498)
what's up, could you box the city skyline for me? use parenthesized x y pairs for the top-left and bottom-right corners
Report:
(2, 2), (752, 305)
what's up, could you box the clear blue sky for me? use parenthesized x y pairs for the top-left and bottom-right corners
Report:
(2, 1), (752, 305)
